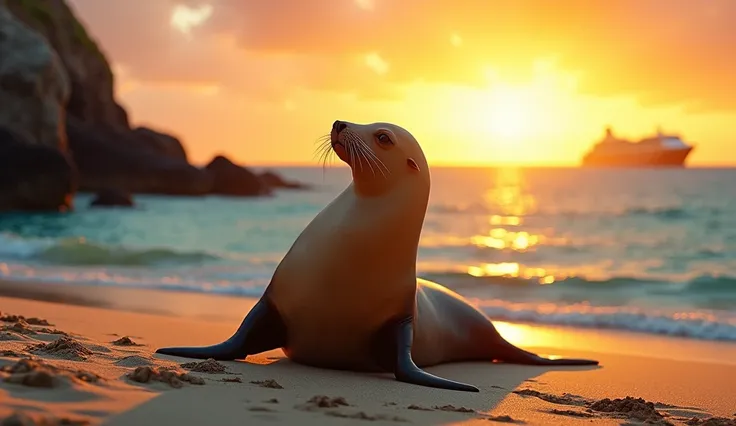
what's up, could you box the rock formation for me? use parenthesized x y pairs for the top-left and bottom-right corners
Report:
(89, 188), (134, 208)
(66, 117), (213, 195)
(4, 0), (127, 130)
(0, 127), (77, 212)
(0, 2), (75, 212)
(0, 0), (305, 212)
(0, 2), (70, 149)
(206, 156), (273, 197)
(259, 170), (310, 190)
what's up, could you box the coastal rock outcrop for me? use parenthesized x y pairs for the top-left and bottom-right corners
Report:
(0, 2), (69, 148)
(0, 127), (77, 212)
(1, 0), (308, 209)
(259, 170), (310, 190)
(0, 2), (75, 212)
(205, 156), (272, 197)
(4, 0), (127, 130)
(89, 188), (134, 208)
(131, 127), (188, 162)
(66, 118), (213, 195)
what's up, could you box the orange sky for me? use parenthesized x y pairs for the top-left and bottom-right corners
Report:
(67, 0), (736, 167)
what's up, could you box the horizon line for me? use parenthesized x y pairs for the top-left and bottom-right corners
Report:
(200, 162), (736, 169)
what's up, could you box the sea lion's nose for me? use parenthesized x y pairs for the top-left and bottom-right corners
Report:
(333, 120), (347, 133)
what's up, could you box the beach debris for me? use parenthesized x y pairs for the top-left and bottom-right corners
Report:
(0, 331), (27, 341)
(589, 396), (672, 425)
(180, 358), (227, 373)
(250, 379), (283, 389)
(433, 404), (475, 413)
(487, 415), (524, 423)
(0, 358), (101, 388)
(110, 336), (141, 346)
(263, 398), (279, 404)
(0, 314), (52, 326)
(36, 328), (68, 336)
(686, 418), (736, 426)
(113, 355), (156, 368)
(26, 337), (93, 361)
(222, 377), (242, 383)
(512, 389), (588, 406)
(547, 409), (595, 418)
(1, 411), (89, 426)
(407, 404), (433, 411)
(127, 366), (205, 388)
(3, 321), (36, 335)
(325, 411), (408, 422)
(383, 402), (397, 406)
(248, 407), (276, 413)
(295, 395), (349, 411)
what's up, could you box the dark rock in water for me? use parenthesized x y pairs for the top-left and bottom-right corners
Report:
(259, 170), (309, 190)
(0, 127), (77, 212)
(67, 118), (213, 195)
(90, 188), (134, 208)
(205, 155), (272, 197)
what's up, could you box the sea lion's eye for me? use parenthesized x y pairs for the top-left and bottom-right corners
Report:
(376, 133), (392, 145)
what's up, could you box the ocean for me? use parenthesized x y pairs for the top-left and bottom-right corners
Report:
(1, 166), (735, 342)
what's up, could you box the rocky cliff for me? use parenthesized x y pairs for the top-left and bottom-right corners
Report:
(5, 0), (127, 130)
(0, 1), (75, 211)
(0, 1), (69, 149)
(0, 0), (300, 212)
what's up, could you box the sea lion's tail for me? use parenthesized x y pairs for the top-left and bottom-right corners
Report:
(496, 341), (599, 366)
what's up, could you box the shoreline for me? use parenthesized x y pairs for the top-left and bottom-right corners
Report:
(1, 291), (735, 425)
(0, 279), (736, 366)
(2, 279), (735, 367)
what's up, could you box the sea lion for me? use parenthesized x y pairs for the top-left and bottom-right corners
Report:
(155, 120), (599, 392)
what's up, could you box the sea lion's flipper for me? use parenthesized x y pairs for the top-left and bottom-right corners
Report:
(373, 317), (480, 392)
(494, 340), (599, 366)
(155, 296), (287, 360)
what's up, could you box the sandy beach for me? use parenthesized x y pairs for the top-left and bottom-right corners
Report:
(1, 281), (734, 426)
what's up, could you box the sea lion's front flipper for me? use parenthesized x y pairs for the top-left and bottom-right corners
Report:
(373, 317), (480, 392)
(155, 295), (287, 360)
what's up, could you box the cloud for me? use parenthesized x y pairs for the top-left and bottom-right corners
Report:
(67, 0), (736, 110)
(170, 4), (213, 35)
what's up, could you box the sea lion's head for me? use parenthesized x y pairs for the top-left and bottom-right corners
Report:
(327, 120), (430, 197)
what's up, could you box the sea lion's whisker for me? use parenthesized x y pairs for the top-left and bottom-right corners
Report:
(353, 140), (377, 176)
(355, 138), (389, 178)
(345, 133), (368, 172)
(313, 140), (332, 160)
(343, 131), (380, 176)
(317, 137), (333, 173)
(348, 139), (358, 171)
(353, 141), (365, 172)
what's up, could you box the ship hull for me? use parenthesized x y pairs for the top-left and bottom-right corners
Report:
(582, 147), (693, 168)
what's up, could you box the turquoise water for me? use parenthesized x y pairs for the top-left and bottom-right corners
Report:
(1, 167), (735, 341)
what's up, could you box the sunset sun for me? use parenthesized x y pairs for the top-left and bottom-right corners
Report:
(484, 85), (532, 141)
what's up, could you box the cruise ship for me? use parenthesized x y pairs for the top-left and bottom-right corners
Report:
(581, 127), (695, 167)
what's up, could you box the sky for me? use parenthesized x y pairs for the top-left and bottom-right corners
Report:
(66, 0), (736, 167)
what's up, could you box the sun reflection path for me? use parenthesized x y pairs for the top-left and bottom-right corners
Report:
(467, 168), (557, 285)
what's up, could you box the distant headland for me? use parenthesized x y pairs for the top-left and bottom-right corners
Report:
(0, 0), (308, 212)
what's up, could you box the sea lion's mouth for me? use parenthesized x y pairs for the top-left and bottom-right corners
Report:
(331, 141), (349, 163)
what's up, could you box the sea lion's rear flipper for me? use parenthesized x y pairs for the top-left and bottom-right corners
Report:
(373, 317), (480, 393)
(493, 340), (599, 366)
(155, 295), (287, 360)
